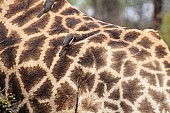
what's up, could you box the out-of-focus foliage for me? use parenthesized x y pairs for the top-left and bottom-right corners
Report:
(68, 0), (91, 6)
(68, 0), (76, 5)
(161, 11), (170, 49)
(68, 0), (154, 28)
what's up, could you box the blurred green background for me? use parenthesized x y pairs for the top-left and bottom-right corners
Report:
(68, 0), (170, 49)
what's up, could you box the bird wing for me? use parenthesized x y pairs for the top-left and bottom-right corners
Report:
(37, 9), (44, 18)
(59, 47), (66, 57)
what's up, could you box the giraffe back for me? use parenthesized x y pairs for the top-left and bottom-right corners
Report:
(0, 0), (170, 113)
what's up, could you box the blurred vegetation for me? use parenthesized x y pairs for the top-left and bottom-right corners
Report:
(161, 11), (170, 49)
(68, 0), (170, 49)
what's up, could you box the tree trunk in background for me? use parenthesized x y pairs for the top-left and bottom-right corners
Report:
(153, 0), (162, 30)
(92, 0), (122, 25)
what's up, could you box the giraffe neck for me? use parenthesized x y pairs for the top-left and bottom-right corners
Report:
(52, 0), (74, 14)
(39, 0), (108, 42)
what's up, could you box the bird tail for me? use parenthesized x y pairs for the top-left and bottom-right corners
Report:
(37, 10), (44, 18)
(59, 47), (66, 57)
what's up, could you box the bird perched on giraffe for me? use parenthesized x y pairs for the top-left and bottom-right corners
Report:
(59, 33), (75, 57)
(37, 0), (54, 18)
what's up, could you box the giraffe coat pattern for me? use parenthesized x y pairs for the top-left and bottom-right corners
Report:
(0, 0), (170, 113)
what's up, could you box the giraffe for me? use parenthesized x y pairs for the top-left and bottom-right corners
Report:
(0, 0), (170, 113)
